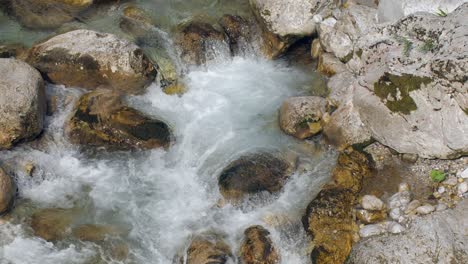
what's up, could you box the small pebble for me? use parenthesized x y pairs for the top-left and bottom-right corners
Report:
(389, 208), (402, 221)
(359, 224), (385, 238)
(361, 195), (385, 211)
(437, 186), (445, 194)
(457, 182), (468, 195)
(416, 204), (435, 215)
(443, 176), (458, 186)
(398, 182), (410, 192)
(387, 222), (405, 234)
(458, 178), (464, 183)
(405, 200), (421, 213)
(388, 191), (411, 209)
(460, 168), (468, 179)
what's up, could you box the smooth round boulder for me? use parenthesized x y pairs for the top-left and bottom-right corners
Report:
(279, 96), (327, 139)
(66, 89), (171, 150)
(0, 168), (15, 215)
(240, 225), (280, 264)
(174, 21), (230, 66)
(72, 224), (123, 242)
(26, 29), (157, 94)
(9, 0), (93, 29)
(0, 58), (46, 149)
(218, 153), (293, 202)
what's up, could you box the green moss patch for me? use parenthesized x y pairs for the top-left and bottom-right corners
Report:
(374, 73), (432, 114)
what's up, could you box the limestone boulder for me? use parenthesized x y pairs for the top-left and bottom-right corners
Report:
(27, 29), (157, 94)
(31, 208), (76, 241)
(249, 0), (337, 58)
(279, 96), (327, 139)
(0, 58), (46, 149)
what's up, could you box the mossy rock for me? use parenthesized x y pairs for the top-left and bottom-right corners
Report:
(374, 73), (432, 115)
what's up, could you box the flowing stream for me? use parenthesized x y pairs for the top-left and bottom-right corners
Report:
(0, 1), (336, 263)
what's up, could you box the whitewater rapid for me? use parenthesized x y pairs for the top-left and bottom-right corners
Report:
(0, 57), (336, 264)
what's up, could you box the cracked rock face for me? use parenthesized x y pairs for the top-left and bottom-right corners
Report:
(347, 199), (468, 264)
(322, 3), (468, 158)
(26, 29), (157, 94)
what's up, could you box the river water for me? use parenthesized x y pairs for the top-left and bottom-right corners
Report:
(0, 1), (336, 263)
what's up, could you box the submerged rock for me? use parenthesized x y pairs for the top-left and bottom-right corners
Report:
(120, 5), (181, 87)
(0, 168), (15, 215)
(218, 152), (293, 202)
(27, 29), (157, 94)
(303, 150), (370, 264)
(30, 208), (76, 241)
(348, 199), (468, 263)
(174, 20), (230, 66)
(0, 58), (46, 149)
(66, 89), (171, 150)
(279, 96), (327, 139)
(249, 0), (337, 58)
(72, 224), (122, 242)
(240, 225), (280, 264)
(177, 233), (234, 264)
(9, 0), (93, 29)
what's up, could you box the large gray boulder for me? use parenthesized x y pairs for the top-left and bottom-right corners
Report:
(26, 29), (157, 94)
(347, 199), (468, 263)
(0, 58), (46, 149)
(322, 3), (468, 158)
(249, 0), (336, 58)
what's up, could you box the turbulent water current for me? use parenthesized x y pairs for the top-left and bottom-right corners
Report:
(0, 1), (337, 263)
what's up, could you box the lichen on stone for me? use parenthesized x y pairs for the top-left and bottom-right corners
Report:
(374, 73), (432, 114)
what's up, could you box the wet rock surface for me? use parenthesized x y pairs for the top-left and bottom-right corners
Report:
(279, 96), (327, 139)
(0, 168), (15, 215)
(302, 150), (370, 264)
(174, 20), (230, 66)
(66, 89), (172, 150)
(0, 58), (46, 150)
(26, 29), (157, 94)
(177, 233), (234, 264)
(218, 152), (294, 202)
(219, 14), (255, 56)
(240, 225), (280, 264)
(7, 0), (93, 29)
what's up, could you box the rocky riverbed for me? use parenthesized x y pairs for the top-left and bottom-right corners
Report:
(1, 0), (467, 264)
